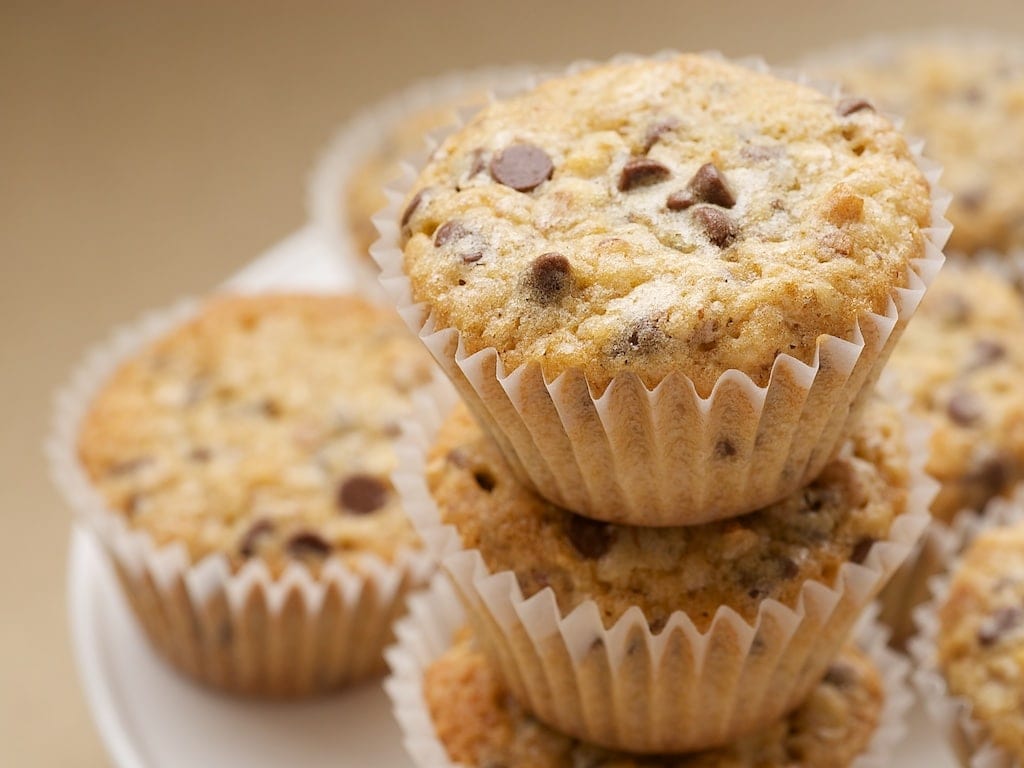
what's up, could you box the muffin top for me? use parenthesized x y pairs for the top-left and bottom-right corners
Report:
(938, 520), (1024, 761)
(78, 294), (435, 575)
(425, 631), (884, 768)
(401, 53), (931, 395)
(813, 38), (1024, 256)
(888, 265), (1024, 523)
(427, 398), (909, 632)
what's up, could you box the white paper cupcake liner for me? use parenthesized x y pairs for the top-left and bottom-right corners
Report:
(910, 485), (1024, 768)
(391, 377), (936, 753)
(307, 64), (546, 300)
(385, 575), (914, 768)
(46, 296), (439, 697)
(372, 50), (951, 527)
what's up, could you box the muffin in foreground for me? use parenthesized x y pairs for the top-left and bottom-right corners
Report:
(933, 519), (1024, 764)
(425, 633), (883, 768)
(809, 36), (1024, 258)
(74, 294), (437, 696)
(403, 395), (929, 753)
(384, 52), (942, 525)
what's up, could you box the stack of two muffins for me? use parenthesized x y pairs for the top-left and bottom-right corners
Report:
(379, 54), (945, 765)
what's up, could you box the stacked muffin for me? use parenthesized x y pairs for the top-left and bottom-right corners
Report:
(380, 54), (943, 762)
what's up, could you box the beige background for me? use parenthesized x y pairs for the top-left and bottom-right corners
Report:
(3, 2), (1023, 765)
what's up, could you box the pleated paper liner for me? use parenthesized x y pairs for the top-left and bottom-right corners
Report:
(373, 50), (951, 527)
(910, 486), (1024, 768)
(47, 297), (440, 697)
(385, 574), (914, 768)
(307, 65), (545, 301)
(392, 382), (936, 753)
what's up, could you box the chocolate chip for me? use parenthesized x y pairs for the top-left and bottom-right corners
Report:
(565, 514), (613, 559)
(960, 188), (987, 212)
(803, 488), (826, 513)
(693, 206), (737, 247)
(239, 520), (275, 558)
(462, 250), (484, 264)
(617, 157), (671, 192)
(947, 391), (983, 427)
(473, 470), (496, 492)
(261, 399), (282, 418)
(527, 252), (572, 304)
(337, 474), (389, 514)
(286, 531), (331, 559)
(468, 148), (486, 177)
(823, 662), (858, 689)
(401, 188), (428, 228)
(851, 537), (876, 565)
(837, 97), (875, 117)
(489, 143), (553, 192)
(978, 606), (1024, 646)
(642, 119), (678, 153)
(778, 557), (800, 580)
(715, 439), (737, 459)
(675, 162), (736, 210)
(611, 317), (668, 357)
(966, 454), (1010, 495)
(968, 339), (1006, 369)
(434, 220), (468, 247)
(189, 447), (212, 463)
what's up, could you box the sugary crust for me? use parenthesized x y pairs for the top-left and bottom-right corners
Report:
(888, 265), (1024, 522)
(402, 53), (930, 395)
(425, 633), (883, 767)
(937, 522), (1024, 761)
(427, 398), (909, 632)
(817, 38), (1024, 256)
(78, 294), (434, 575)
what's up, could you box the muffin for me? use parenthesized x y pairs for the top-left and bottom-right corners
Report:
(876, 265), (1024, 644)
(913, 508), (1024, 766)
(386, 576), (913, 768)
(889, 264), (1024, 523)
(808, 35), (1024, 257)
(381, 52), (943, 525)
(70, 294), (438, 696)
(425, 633), (884, 768)
(393, 394), (931, 753)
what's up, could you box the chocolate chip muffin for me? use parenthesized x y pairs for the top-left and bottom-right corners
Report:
(429, 398), (909, 631)
(79, 294), (432, 573)
(75, 294), (437, 695)
(387, 53), (938, 526)
(888, 264), (1024, 523)
(415, 396), (924, 752)
(401, 53), (930, 394)
(935, 519), (1024, 763)
(425, 633), (885, 768)
(810, 36), (1024, 257)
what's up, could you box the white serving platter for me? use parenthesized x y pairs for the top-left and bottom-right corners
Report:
(66, 225), (958, 767)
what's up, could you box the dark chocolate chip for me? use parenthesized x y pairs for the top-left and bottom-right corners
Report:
(611, 317), (668, 357)
(715, 439), (737, 459)
(189, 447), (212, 463)
(473, 470), (496, 492)
(527, 252), (572, 304)
(618, 157), (671, 192)
(803, 488), (826, 513)
(978, 606), (1024, 646)
(337, 474), (389, 514)
(401, 188), (428, 228)
(286, 531), (332, 559)
(687, 163), (736, 209)
(490, 143), (553, 192)
(239, 520), (275, 558)
(565, 514), (612, 559)
(960, 188), (987, 212)
(823, 662), (858, 689)
(462, 250), (484, 264)
(666, 190), (696, 211)
(836, 97), (875, 117)
(851, 537), (876, 565)
(947, 391), (983, 427)
(434, 219), (468, 247)
(261, 399), (282, 418)
(966, 455), (1010, 495)
(693, 205), (737, 247)
(642, 119), (678, 154)
(969, 339), (1007, 369)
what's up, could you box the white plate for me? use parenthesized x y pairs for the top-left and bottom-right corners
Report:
(66, 227), (959, 767)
